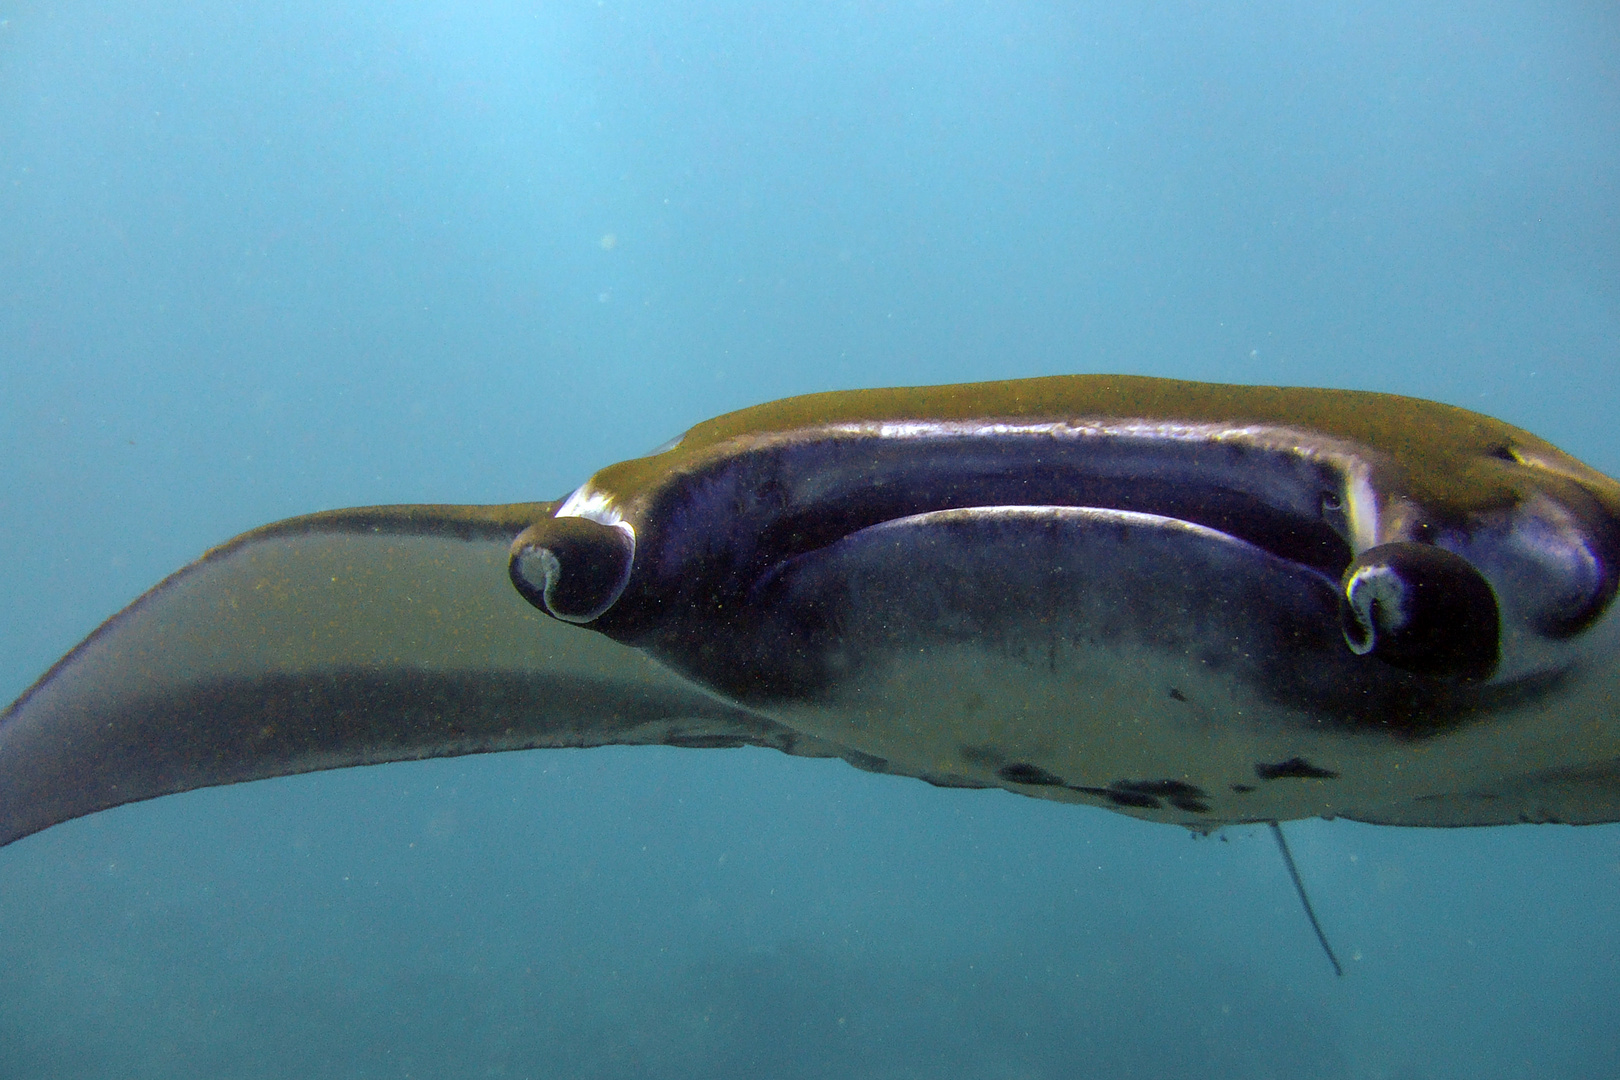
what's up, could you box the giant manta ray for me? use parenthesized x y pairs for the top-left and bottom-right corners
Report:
(4, 374), (1620, 851)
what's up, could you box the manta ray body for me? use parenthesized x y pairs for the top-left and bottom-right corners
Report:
(3, 375), (1619, 849)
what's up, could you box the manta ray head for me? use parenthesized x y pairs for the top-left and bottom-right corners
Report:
(509, 378), (1620, 713)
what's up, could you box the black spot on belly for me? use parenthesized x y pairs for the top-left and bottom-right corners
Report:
(998, 762), (1066, 786)
(663, 733), (749, 749)
(1168, 687), (1188, 702)
(1255, 757), (1340, 780)
(1231, 784), (1256, 794)
(1068, 778), (1209, 813)
(841, 750), (890, 774)
(1096, 787), (1161, 809)
(1119, 779), (1205, 798)
(960, 744), (1005, 767)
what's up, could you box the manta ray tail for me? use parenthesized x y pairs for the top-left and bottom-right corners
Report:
(1269, 821), (1344, 977)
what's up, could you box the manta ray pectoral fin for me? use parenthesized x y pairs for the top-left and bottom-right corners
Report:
(1347, 756), (1620, 827)
(0, 504), (841, 849)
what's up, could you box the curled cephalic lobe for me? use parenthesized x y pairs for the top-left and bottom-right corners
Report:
(510, 515), (634, 623)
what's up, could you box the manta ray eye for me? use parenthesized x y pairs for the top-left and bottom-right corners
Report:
(1340, 542), (1499, 680)
(509, 516), (635, 624)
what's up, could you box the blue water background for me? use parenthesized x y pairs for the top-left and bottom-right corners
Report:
(2, 2), (1618, 1076)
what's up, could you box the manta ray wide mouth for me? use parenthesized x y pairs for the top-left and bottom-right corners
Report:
(513, 421), (1373, 638)
(665, 421), (1361, 593)
(663, 425), (1513, 684)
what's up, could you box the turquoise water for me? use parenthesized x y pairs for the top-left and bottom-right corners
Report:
(2, 2), (1617, 1076)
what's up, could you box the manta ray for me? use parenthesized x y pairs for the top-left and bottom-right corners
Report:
(4, 375), (1619, 860)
